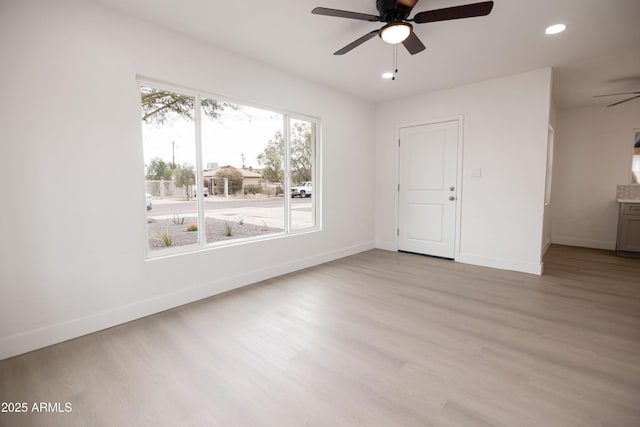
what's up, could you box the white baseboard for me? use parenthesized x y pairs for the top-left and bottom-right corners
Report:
(374, 240), (543, 275)
(375, 241), (542, 275)
(375, 240), (397, 251)
(457, 252), (543, 275)
(542, 239), (552, 255)
(551, 236), (615, 251)
(0, 241), (375, 361)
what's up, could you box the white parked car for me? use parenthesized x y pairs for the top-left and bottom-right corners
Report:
(194, 187), (209, 197)
(291, 181), (312, 198)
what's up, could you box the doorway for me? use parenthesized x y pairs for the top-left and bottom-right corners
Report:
(398, 119), (460, 258)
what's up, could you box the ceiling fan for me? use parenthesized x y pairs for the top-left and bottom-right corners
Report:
(593, 91), (640, 107)
(312, 0), (494, 55)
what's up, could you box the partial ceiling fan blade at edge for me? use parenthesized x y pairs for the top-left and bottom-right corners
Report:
(312, 7), (379, 22)
(334, 30), (379, 55)
(414, 1), (494, 24)
(593, 91), (640, 98)
(607, 95), (640, 107)
(402, 31), (426, 55)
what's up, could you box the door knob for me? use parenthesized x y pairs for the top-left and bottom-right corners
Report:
(449, 186), (455, 191)
(449, 196), (456, 201)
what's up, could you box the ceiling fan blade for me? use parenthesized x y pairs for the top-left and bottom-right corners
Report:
(607, 95), (640, 107)
(593, 91), (640, 98)
(413, 1), (494, 24)
(312, 7), (379, 22)
(402, 31), (426, 55)
(334, 30), (379, 55)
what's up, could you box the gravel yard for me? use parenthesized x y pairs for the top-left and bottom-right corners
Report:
(147, 217), (283, 249)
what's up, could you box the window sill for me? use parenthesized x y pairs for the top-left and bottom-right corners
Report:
(145, 227), (321, 261)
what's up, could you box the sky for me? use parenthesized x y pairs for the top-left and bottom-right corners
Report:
(142, 104), (283, 170)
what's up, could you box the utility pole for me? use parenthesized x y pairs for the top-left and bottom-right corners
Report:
(172, 140), (176, 168)
(241, 153), (246, 169)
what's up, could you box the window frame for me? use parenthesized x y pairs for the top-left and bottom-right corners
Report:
(139, 79), (321, 258)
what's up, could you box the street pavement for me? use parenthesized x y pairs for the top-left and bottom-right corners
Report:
(148, 195), (313, 229)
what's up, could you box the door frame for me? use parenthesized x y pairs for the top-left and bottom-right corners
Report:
(395, 115), (464, 260)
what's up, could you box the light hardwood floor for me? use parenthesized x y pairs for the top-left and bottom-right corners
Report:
(1, 245), (639, 427)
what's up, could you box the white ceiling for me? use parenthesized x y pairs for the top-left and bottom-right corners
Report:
(94, 0), (640, 108)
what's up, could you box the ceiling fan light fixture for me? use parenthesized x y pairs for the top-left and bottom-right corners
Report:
(312, 1), (495, 55)
(545, 23), (566, 35)
(380, 22), (412, 44)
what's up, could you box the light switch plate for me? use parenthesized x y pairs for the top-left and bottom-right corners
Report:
(471, 168), (482, 178)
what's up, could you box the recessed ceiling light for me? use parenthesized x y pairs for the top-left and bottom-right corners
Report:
(545, 24), (566, 35)
(382, 72), (394, 79)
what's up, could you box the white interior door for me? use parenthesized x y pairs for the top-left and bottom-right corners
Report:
(398, 120), (459, 258)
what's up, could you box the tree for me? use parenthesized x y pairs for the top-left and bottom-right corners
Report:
(290, 122), (312, 183)
(214, 167), (243, 195)
(140, 87), (231, 124)
(173, 164), (196, 200)
(257, 131), (284, 184)
(257, 123), (312, 185)
(146, 157), (173, 180)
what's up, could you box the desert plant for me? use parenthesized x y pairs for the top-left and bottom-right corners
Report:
(173, 213), (185, 225)
(261, 221), (268, 232)
(155, 227), (173, 246)
(186, 222), (198, 232)
(224, 221), (234, 236)
(238, 216), (244, 225)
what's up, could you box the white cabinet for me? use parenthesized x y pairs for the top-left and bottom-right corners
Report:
(617, 202), (640, 257)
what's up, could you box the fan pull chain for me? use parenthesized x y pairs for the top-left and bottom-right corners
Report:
(392, 44), (398, 80)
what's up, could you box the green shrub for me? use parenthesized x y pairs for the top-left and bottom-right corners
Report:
(186, 223), (197, 232)
(214, 167), (243, 194)
(244, 184), (262, 195)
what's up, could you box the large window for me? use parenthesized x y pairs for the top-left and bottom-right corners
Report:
(141, 81), (318, 256)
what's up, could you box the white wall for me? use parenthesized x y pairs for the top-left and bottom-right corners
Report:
(541, 100), (558, 255)
(375, 69), (552, 275)
(0, 0), (376, 360)
(551, 101), (640, 249)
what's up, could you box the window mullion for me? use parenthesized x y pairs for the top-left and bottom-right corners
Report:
(283, 114), (291, 233)
(194, 96), (205, 247)
(311, 122), (317, 229)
